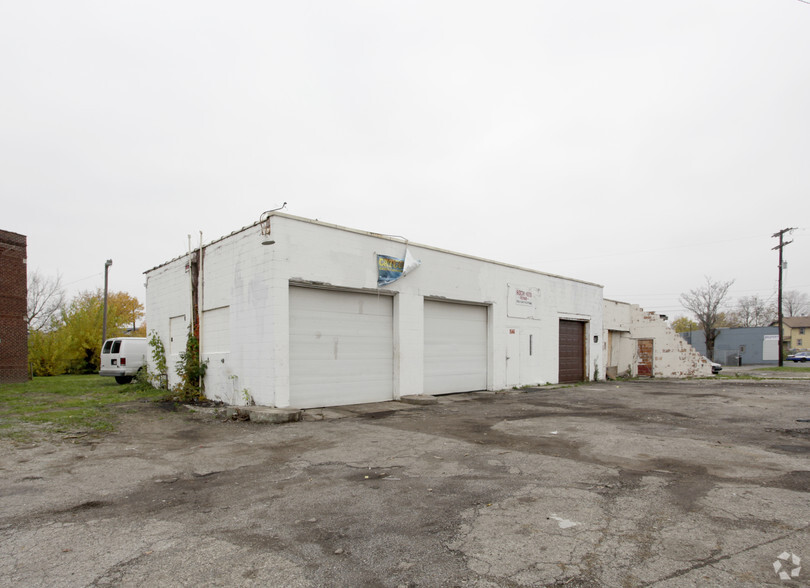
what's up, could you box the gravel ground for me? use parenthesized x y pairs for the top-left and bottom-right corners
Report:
(1, 376), (808, 587)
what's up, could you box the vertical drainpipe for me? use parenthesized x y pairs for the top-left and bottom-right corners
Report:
(187, 235), (195, 335)
(198, 231), (204, 392)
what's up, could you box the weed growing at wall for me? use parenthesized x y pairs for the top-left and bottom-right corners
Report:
(149, 330), (167, 375)
(174, 327), (207, 402)
(147, 330), (168, 389)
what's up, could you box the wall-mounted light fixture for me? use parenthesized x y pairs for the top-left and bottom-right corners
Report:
(260, 202), (287, 245)
(593, 335), (599, 343)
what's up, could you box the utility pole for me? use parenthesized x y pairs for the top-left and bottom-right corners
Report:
(772, 228), (795, 367)
(102, 259), (113, 346)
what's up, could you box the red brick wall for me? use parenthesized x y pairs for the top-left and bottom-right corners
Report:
(0, 230), (28, 382)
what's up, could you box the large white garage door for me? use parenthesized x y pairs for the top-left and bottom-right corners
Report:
(289, 287), (393, 409)
(424, 300), (487, 395)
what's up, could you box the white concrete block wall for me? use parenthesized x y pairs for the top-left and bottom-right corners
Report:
(603, 300), (633, 376)
(144, 256), (193, 389)
(200, 239), (234, 310)
(603, 299), (632, 332)
(613, 332), (634, 376)
(393, 292), (424, 397)
(146, 213), (605, 407)
(200, 228), (282, 406)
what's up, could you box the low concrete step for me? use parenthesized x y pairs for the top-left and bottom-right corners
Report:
(399, 395), (438, 406)
(229, 406), (302, 424)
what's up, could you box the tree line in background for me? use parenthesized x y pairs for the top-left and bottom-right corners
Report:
(27, 271), (145, 376)
(673, 276), (809, 360)
(672, 288), (808, 333)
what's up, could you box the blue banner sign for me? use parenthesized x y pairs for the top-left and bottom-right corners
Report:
(377, 254), (405, 286)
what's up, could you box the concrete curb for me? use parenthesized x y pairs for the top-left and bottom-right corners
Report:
(399, 395), (439, 405)
(224, 406), (302, 424)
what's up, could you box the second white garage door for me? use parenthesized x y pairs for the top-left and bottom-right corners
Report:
(424, 300), (488, 395)
(289, 287), (393, 408)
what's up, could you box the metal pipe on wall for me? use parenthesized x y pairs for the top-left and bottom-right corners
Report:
(198, 231), (204, 392)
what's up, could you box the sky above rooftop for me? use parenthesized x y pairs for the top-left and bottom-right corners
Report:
(2, 0), (809, 320)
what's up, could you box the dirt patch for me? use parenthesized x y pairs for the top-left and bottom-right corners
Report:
(764, 470), (810, 492)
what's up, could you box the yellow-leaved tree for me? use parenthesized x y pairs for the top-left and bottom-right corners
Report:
(28, 289), (144, 376)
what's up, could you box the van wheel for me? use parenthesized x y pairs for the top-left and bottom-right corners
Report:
(115, 376), (133, 385)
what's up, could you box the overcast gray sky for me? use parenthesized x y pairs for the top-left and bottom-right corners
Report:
(2, 0), (809, 320)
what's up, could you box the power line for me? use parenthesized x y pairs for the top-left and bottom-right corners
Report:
(544, 233), (771, 264)
(545, 227), (810, 265)
(64, 272), (102, 287)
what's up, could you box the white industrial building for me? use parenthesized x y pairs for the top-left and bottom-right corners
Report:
(145, 213), (606, 409)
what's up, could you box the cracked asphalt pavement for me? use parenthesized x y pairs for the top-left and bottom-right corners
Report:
(1, 376), (809, 587)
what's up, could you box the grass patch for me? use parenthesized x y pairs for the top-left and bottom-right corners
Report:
(715, 365), (810, 379)
(752, 365), (810, 373)
(0, 375), (167, 442)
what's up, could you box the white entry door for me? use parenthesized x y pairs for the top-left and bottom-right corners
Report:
(506, 328), (520, 386)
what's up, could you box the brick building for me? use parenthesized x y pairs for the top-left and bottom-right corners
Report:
(0, 230), (28, 382)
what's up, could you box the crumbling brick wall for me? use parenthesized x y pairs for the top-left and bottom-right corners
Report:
(0, 230), (28, 382)
(631, 306), (713, 378)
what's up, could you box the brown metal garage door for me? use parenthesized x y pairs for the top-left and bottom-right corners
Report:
(558, 320), (585, 383)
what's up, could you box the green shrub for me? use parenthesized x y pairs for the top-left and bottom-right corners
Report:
(174, 329), (207, 402)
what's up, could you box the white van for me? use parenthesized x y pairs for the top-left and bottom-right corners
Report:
(100, 337), (148, 384)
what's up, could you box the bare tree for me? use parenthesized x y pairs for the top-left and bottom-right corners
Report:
(782, 290), (809, 317)
(731, 294), (776, 327)
(679, 277), (734, 360)
(27, 271), (65, 331)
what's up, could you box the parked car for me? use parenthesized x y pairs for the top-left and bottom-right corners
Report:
(703, 356), (722, 374)
(99, 337), (148, 384)
(786, 351), (810, 363)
